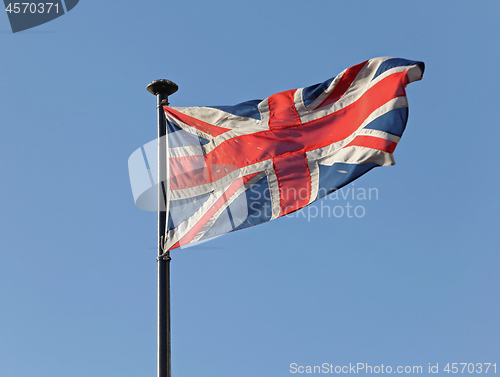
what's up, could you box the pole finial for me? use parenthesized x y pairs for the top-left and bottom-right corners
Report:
(147, 79), (178, 96)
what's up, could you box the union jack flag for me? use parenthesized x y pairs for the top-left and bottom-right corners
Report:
(163, 57), (424, 251)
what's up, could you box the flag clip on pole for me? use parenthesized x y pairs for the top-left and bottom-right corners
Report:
(147, 79), (178, 377)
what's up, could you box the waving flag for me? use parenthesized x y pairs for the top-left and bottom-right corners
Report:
(162, 57), (424, 251)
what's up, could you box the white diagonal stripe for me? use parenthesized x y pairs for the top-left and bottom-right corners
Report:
(306, 96), (407, 162)
(191, 172), (267, 243)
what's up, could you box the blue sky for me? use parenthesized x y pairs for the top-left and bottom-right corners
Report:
(1, 1), (499, 376)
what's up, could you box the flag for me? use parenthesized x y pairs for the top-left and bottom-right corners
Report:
(162, 57), (424, 251)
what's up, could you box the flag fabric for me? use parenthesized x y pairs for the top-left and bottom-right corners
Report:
(162, 57), (424, 251)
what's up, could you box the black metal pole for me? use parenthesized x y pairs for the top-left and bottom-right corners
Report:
(147, 79), (178, 377)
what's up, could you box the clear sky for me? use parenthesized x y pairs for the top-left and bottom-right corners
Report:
(1, 1), (499, 376)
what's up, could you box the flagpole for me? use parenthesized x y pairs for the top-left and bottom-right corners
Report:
(147, 79), (178, 377)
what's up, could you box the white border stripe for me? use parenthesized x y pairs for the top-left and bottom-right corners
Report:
(265, 167), (281, 220)
(307, 160), (320, 205)
(318, 146), (395, 167)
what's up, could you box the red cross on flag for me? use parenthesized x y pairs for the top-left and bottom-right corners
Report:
(162, 57), (424, 251)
